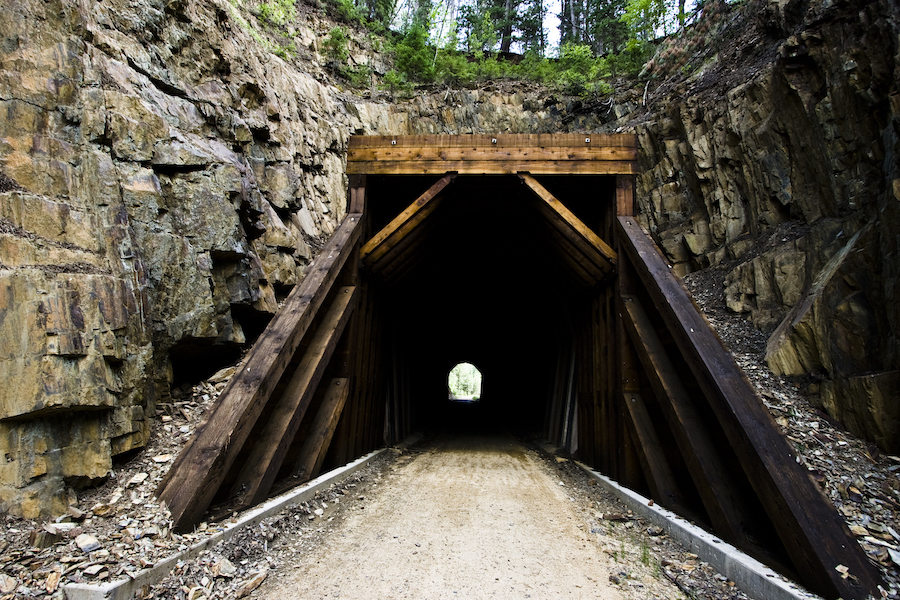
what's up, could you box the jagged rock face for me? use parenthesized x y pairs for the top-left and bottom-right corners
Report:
(634, 0), (899, 451)
(0, 0), (613, 516)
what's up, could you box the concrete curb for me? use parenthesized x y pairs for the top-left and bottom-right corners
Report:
(63, 448), (387, 600)
(576, 462), (821, 600)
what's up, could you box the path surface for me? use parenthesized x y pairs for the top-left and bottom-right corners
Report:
(261, 433), (626, 599)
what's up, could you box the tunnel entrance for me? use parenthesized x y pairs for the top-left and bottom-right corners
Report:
(368, 173), (615, 438)
(157, 135), (881, 599)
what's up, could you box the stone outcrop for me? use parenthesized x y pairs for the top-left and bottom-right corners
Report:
(633, 0), (899, 451)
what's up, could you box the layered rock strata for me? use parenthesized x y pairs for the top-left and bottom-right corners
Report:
(633, 0), (899, 452)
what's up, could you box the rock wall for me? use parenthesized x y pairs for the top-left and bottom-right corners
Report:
(0, 0), (614, 516)
(1, 0), (895, 517)
(633, 0), (899, 451)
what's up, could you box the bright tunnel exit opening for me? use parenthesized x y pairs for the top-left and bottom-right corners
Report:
(448, 362), (483, 402)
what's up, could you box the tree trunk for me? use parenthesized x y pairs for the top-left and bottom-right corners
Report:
(500, 0), (514, 53)
(568, 0), (577, 41)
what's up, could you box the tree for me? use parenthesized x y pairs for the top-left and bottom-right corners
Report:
(518, 0), (546, 54)
(585, 0), (629, 54)
(365, 0), (400, 28)
(621, 0), (667, 40)
(458, 1), (497, 53)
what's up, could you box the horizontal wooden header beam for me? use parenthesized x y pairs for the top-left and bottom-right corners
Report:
(347, 134), (638, 176)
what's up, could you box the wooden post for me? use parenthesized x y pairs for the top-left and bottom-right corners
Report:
(348, 174), (367, 214)
(292, 378), (352, 482)
(616, 174), (634, 217)
(228, 286), (359, 509)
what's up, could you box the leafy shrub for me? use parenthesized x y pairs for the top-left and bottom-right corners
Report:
(323, 26), (350, 64)
(516, 52), (554, 83)
(379, 69), (412, 94)
(394, 26), (435, 82)
(553, 42), (614, 96)
(341, 64), (373, 87)
(258, 0), (295, 26)
(609, 38), (653, 76)
(334, 0), (363, 24)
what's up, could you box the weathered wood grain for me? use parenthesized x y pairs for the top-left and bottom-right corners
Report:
(228, 286), (358, 509)
(348, 134), (637, 149)
(348, 146), (637, 163)
(616, 216), (882, 599)
(361, 173), (455, 264)
(292, 378), (352, 482)
(520, 173), (617, 274)
(347, 160), (638, 176)
(157, 214), (362, 530)
(620, 293), (752, 547)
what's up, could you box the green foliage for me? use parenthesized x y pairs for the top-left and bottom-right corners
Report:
(334, 0), (364, 23)
(323, 26), (351, 64)
(608, 37), (653, 76)
(640, 542), (650, 566)
(379, 69), (413, 94)
(517, 51), (554, 82)
(273, 40), (297, 58)
(342, 64), (373, 87)
(555, 42), (614, 96)
(622, 0), (667, 40)
(258, 0), (296, 26)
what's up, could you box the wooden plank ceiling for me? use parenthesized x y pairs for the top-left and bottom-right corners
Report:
(352, 134), (635, 287)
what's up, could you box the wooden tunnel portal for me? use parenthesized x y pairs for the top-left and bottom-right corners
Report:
(158, 135), (881, 599)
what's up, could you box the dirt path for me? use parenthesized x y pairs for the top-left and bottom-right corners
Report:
(261, 433), (639, 599)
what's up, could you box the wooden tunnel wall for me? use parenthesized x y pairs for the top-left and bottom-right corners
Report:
(157, 135), (881, 600)
(357, 173), (619, 446)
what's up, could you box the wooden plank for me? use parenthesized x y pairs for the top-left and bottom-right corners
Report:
(348, 134), (638, 149)
(616, 175), (634, 217)
(347, 160), (638, 176)
(292, 378), (351, 482)
(616, 216), (882, 599)
(520, 173), (617, 269)
(229, 286), (359, 509)
(157, 213), (362, 529)
(353, 282), (372, 454)
(619, 389), (687, 512)
(348, 146), (637, 163)
(348, 174), (366, 214)
(620, 293), (753, 547)
(530, 203), (613, 281)
(361, 173), (455, 264)
(368, 206), (448, 279)
(512, 215), (605, 287)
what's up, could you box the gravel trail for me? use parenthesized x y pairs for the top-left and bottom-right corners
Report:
(261, 433), (630, 600)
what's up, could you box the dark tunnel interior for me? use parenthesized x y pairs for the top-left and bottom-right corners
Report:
(366, 174), (617, 437)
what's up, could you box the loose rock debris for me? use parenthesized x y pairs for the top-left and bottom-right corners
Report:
(685, 267), (900, 597)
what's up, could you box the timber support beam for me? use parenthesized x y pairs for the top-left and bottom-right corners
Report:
(615, 216), (882, 599)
